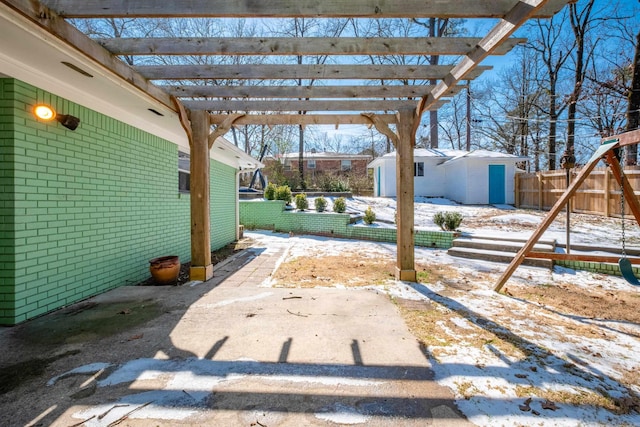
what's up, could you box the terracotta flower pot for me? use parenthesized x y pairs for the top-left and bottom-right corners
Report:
(149, 255), (180, 285)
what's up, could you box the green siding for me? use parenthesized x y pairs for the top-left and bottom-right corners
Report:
(210, 162), (237, 250)
(0, 79), (239, 325)
(0, 79), (16, 321)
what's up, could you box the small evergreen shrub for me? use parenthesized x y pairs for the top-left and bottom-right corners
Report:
(295, 193), (309, 211)
(275, 185), (292, 204)
(363, 206), (376, 225)
(333, 197), (347, 213)
(264, 183), (277, 200)
(433, 211), (463, 231)
(314, 196), (328, 212)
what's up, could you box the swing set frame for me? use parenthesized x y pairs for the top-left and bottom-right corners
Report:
(495, 128), (640, 292)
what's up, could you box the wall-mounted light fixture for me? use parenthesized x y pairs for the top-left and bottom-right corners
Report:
(33, 104), (80, 131)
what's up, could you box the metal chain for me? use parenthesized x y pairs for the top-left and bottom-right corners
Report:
(620, 147), (627, 257)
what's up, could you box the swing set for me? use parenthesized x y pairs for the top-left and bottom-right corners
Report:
(495, 128), (640, 292)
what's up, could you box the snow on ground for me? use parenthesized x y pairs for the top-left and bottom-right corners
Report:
(328, 195), (640, 246)
(51, 197), (640, 426)
(247, 196), (640, 426)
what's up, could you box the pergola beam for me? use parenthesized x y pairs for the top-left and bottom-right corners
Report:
(98, 37), (525, 56)
(163, 84), (464, 99)
(42, 0), (571, 18)
(135, 64), (491, 81)
(183, 99), (446, 112)
(209, 114), (397, 126)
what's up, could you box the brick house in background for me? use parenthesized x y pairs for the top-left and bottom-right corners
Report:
(268, 151), (372, 180)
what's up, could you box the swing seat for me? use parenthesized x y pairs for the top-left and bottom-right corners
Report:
(618, 258), (640, 286)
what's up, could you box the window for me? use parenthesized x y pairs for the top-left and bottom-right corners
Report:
(341, 160), (352, 171)
(307, 159), (316, 169)
(178, 151), (190, 193)
(414, 162), (424, 177)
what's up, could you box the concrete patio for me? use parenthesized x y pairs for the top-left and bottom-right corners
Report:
(0, 235), (468, 426)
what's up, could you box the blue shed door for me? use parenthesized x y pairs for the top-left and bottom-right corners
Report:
(488, 165), (506, 204)
(376, 167), (381, 197)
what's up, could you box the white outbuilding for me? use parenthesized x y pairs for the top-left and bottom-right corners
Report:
(368, 148), (528, 205)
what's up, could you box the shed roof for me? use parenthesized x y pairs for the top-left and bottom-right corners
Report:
(441, 149), (530, 165)
(367, 148), (529, 168)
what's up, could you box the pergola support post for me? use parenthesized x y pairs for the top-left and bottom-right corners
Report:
(189, 110), (213, 281)
(395, 107), (417, 282)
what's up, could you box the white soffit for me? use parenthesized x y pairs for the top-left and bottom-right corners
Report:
(0, 5), (189, 151)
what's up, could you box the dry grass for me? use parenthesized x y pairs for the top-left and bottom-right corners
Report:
(271, 254), (396, 287)
(269, 250), (640, 413)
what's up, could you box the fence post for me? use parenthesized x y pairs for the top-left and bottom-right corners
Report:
(604, 167), (611, 217)
(537, 171), (543, 211)
(514, 174), (520, 208)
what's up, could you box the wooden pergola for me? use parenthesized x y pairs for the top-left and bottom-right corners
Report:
(2, 0), (573, 282)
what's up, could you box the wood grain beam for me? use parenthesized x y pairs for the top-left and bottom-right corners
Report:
(42, 0), (571, 19)
(189, 110), (213, 281)
(184, 99), (447, 112)
(97, 37), (525, 56)
(208, 113), (245, 148)
(136, 64), (491, 81)
(209, 114), (397, 126)
(362, 113), (399, 147)
(395, 107), (417, 282)
(162, 84), (464, 99)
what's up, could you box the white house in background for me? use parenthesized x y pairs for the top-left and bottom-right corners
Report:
(368, 148), (528, 205)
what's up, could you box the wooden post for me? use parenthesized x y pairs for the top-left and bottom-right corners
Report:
(604, 167), (611, 217)
(189, 110), (213, 281)
(514, 174), (520, 208)
(606, 151), (640, 225)
(495, 138), (621, 292)
(395, 108), (417, 282)
(537, 171), (543, 211)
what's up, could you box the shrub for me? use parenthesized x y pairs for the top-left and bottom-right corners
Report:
(317, 172), (350, 192)
(314, 196), (328, 212)
(333, 197), (347, 213)
(363, 206), (376, 225)
(264, 183), (277, 200)
(295, 193), (309, 211)
(433, 211), (463, 231)
(275, 185), (292, 204)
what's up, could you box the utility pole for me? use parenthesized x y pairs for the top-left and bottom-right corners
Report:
(466, 80), (471, 151)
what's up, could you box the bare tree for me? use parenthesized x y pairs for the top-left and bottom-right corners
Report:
(528, 10), (573, 170)
(626, 27), (640, 164)
(566, 0), (597, 157)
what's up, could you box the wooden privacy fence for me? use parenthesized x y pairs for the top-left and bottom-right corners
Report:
(515, 166), (640, 217)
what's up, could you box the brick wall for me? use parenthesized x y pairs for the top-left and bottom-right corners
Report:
(0, 78), (237, 325)
(286, 158), (370, 176)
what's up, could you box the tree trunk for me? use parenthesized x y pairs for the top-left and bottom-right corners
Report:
(626, 30), (640, 165)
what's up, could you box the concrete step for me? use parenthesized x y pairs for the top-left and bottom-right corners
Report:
(452, 236), (555, 253)
(447, 247), (554, 269)
(462, 233), (557, 247)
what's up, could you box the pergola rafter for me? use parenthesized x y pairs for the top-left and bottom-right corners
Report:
(2, 0), (573, 282)
(97, 37), (526, 56)
(40, 0), (571, 19)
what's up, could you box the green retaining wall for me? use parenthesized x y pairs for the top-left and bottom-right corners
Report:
(238, 202), (639, 278)
(0, 78), (237, 325)
(239, 200), (456, 248)
(555, 260), (640, 277)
